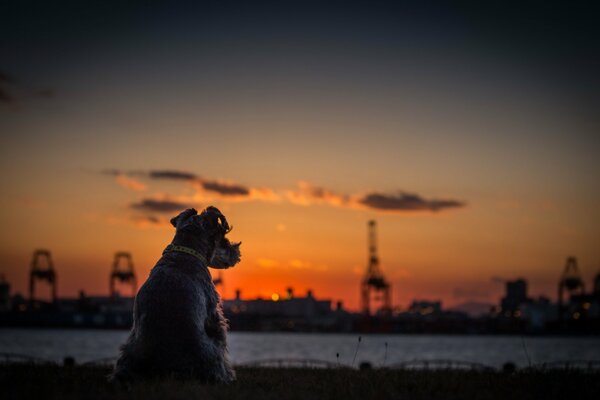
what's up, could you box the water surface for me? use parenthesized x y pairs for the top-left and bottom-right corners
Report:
(1, 329), (599, 368)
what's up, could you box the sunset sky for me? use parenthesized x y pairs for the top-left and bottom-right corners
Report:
(1, 1), (599, 310)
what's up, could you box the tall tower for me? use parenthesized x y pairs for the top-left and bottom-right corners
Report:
(361, 220), (391, 315)
(29, 249), (57, 303)
(110, 252), (137, 298)
(558, 256), (585, 321)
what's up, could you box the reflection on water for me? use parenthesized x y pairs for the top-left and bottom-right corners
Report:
(1, 329), (599, 368)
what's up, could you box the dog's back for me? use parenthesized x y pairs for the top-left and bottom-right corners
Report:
(111, 253), (233, 383)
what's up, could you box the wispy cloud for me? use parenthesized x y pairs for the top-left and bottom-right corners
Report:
(130, 198), (191, 213)
(286, 181), (465, 213)
(149, 170), (255, 198)
(102, 170), (146, 192)
(116, 175), (146, 192)
(358, 192), (465, 212)
(149, 170), (197, 181)
(105, 168), (280, 201)
(200, 179), (249, 196)
(103, 168), (466, 216)
(286, 181), (349, 207)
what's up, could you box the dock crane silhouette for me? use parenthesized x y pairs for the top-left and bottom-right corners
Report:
(361, 220), (391, 315)
(558, 256), (585, 321)
(29, 249), (57, 304)
(110, 252), (137, 298)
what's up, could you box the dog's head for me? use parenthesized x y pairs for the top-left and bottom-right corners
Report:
(170, 207), (241, 269)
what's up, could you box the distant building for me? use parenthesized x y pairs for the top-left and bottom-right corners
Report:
(0, 276), (10, 312)
(520, 296), (557, 331)
(223, 288), (332, 318)
(407, 300), (442, 316)
(222, 288), (352, 332)
(501, 279), (530, 314)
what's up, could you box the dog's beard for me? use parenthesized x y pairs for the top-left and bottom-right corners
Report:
(209, 240), (241, 269)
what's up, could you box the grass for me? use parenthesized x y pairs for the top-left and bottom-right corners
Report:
(1, 364), (600, 400)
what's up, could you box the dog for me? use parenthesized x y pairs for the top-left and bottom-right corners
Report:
(111, 206), (241, 383)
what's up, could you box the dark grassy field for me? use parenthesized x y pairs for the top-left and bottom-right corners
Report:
(1, 364), (599, 400)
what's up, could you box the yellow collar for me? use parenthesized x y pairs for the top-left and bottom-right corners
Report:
(163, 244), (208, 265)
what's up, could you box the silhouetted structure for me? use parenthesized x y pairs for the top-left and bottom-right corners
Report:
(110, 252), (137, 298)
(213, 271), (224, 295)
(29, 249), (57, 304)
(558, 257), (585, 321)
(0, 274), (10, 312)
(409, 300), (442, 315)
(4, 249), (600, 334)
(501, 279), (529, 314)
(361, 220), (391, 315)
(223, 288), (350, 331)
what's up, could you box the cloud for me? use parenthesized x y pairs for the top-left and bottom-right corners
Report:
(115, 175), (146, 192)
(358, 192), (465, 212)
(103, 169), (465, 216)
(101, 169), (146, 191)
(147, 170), (254, 198)
(130, 198), (191, 213)
(109, 169), (263, 198)
(286, 181), (349, 207)
(201, 179), (250, 196)
(147, 170), (280, 201)
(286, 181), (465, 213)
(149, 170), (198, 181)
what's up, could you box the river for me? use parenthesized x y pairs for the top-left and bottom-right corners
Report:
(1, 329), (599, 368)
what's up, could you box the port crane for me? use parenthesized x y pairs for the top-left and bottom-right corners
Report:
(29, 249), (57, 304)
(110, 252), (137, 298)
(361, 220), (391, 315)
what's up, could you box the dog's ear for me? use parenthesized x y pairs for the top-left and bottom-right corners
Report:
(170, 208), (198, 229)
(201, 206), (231, 234)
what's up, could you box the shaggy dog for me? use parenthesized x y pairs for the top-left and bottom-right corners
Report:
(111, 207), (241, 383)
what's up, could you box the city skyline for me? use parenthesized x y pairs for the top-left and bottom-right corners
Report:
(1, 1), (599, 310)
(3, 237), (598, 312)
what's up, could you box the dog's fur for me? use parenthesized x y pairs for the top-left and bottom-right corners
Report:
(111, 207), (241, 383)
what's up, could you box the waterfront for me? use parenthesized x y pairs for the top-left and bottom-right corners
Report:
(1, 329), (599, 368)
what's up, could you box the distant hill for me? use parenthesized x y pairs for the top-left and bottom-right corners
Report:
(450, 301), (494, 318)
